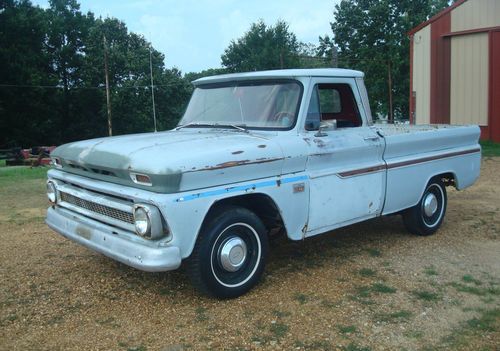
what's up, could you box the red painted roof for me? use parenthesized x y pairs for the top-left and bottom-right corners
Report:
(408, 0), (468, 36)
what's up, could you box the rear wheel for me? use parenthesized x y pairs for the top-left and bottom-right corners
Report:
(187, 206), (269, 298)
(403, 177), (447, 236)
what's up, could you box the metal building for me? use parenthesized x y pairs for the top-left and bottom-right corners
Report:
(409, 0), (500, 142)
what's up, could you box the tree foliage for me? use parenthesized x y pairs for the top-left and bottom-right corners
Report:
(0, 0), (192, 147)
(221, 20), (301, 72)
(330, 0), (450, 120)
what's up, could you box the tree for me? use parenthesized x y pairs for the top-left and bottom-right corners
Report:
(221, 20), (301, 72)
(0, 0), (55, 147)
(0, 0), (192, 147)
(330, 0), (450, 120)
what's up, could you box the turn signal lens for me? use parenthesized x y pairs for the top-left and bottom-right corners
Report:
(47, 181), (57, 203)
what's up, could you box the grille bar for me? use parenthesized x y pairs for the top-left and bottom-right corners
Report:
(60, 191), (134, 224)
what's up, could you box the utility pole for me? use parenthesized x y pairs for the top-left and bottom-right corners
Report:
(331, 45), (338, 68)
(387, 60), (393, 123)
(149, 44), (157, 132)
(103, 35), (112, 136)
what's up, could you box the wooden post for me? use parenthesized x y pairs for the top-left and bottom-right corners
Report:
(388, 60), (393, 123)
(332, 45), (338, 68)
(103, 35), (112, 136)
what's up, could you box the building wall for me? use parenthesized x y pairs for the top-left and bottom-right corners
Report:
(450, 33), (489, 126)
(410, 0), (500, 141)
(412, 26), (431, 124)
(451, 0), (500, 32)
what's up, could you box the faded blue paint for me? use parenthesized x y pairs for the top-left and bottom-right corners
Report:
(174, 175), (308, 202)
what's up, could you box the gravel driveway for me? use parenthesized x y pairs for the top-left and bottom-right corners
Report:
(1, 158), (499, 351)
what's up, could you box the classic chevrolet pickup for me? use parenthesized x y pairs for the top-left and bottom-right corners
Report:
(46, 69), (481, 298)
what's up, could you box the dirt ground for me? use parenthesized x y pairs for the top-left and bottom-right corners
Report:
(0, 158), (499, 351)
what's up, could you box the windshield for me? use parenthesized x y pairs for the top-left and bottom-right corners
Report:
(179, 80), (302, 129)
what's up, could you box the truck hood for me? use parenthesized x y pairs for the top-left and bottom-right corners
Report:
(52, 129), (285, 193)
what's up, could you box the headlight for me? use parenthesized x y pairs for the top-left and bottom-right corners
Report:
(133, 206), (151, 237)
(47, 181), (57, 203)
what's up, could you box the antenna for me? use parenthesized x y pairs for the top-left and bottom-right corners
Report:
(149, 42), (157, 132)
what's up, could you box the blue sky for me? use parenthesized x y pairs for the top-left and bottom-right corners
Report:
(33, 0), (340, 73)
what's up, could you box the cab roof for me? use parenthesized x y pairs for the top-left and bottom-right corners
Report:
(193, 68), (364, 86)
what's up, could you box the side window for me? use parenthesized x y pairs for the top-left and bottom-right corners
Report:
(305, 83), (362, 130)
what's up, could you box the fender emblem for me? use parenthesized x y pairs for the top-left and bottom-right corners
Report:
(293, 183), (305, 193)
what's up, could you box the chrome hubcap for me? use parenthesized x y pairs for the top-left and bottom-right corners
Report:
(423, 193), (438, 217)
(219, 237), (247, 272)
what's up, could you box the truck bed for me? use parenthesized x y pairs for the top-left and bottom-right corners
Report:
(376, 123), (480, 159)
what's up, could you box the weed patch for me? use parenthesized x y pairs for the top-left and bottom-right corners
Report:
(376, 310), (412, 323)
(269, 322), (289, 339)
(338, 325), (357, 334)
(412, 290), (441, 302)
(359, 268), (376, 277)
(293, 292), (309, 304)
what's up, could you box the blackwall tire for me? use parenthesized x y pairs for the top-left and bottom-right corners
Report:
(403, 177), (447, 236)
(187, 206), (269, 298)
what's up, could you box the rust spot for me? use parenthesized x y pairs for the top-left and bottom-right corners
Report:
(257, 144), (267, 148)
(313, 139), (326, 148)
(232, 150), (244, 155)
(76, 225), (91, 240)
(214, 160), (251, 168)
(186, 157), (284, 172)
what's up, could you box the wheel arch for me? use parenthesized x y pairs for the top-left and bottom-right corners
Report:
(415, 172), (454, 207)
(202, 193), (287, 240)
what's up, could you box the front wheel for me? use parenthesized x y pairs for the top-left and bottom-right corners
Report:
(187, 206), (269, 298)
(402, 177), (447, 236)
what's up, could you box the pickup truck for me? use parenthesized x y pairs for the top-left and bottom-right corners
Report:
(46, 68), (481, 298)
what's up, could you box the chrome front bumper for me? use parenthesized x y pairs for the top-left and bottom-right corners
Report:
(46, 206), (182, 272)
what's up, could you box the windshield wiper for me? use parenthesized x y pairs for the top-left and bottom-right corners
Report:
(175, 122), (249, 133)
(174, 122), (209, 130)
(215, 123), (249, 133)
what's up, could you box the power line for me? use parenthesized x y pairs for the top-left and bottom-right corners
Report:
(0, 82), (186, 90)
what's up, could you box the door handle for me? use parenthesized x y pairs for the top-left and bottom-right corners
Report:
(364, 136), (379, 141)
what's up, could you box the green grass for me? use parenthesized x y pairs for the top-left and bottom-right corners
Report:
(434, 308), (500, 350)
(272, 309), (291, 318)
(371, 282), (396, 294)
(412, 290), (441, 302)
(466, 309), (499, 332)
(366, 248), (381, 257)
(462, 275), (482, 286)
(0, 165), (48, 185)
(376, 310), (412, 323)
(269, 322), (289, 339)
(195, 306), (209, 322)
(480, 141), (500, 157)
(293, 292), (309, 304)
(424, 266), (438, 276)
(338, 325), (357, 334)
(342, 343), (371, 351)
(359, 268), (376, 277)
(451, 282), (499, 296)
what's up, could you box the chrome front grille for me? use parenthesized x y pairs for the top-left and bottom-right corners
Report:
(60, 191), (134, 224)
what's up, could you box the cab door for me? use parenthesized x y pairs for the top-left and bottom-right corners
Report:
(304, 78), (386, 236)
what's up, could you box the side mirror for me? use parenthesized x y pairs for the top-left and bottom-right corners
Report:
(314, 120), (337, 137)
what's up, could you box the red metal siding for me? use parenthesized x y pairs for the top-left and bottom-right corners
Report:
(430, 13), (451, 124)
(489, 30), (500, 142)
